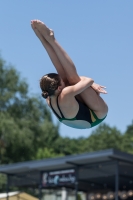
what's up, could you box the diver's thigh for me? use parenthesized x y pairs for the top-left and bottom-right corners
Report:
(79, 87), (108, 119)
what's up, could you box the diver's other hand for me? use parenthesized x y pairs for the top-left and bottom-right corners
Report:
(91, 83), (107, 95)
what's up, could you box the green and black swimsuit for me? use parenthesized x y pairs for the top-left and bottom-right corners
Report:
(49, 96), (106, 129)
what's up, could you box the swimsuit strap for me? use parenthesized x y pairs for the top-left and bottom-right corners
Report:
(57, 95), (65, 118)
(49, 98), (62, 120)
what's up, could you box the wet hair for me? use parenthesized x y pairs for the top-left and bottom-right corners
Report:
(40, 73), (61, 99)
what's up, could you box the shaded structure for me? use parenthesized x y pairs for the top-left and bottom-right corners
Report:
(0, 149), (133, 200)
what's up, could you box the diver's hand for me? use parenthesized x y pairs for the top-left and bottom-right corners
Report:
(91, 83), (107, 95)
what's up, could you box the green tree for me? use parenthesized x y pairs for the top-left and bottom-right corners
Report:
(0, 55), (60, 164)
(124, 121), (133, 154)
(84, 123), (126, 152)
(35, 147), (64, 159)
(1, 54), (133, 165)
(0, 173), (7, 192)
(125, 121), (133, 135)
(54, 136), (86, 156)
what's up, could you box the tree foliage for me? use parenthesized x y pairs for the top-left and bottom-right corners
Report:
(0, 54), (133, 164)
(0, 173), (6, 192)
(0, 54), (133, 192)
(0, 55), (60, 164)
(124, 120), (133, 154)
(84, 124), (125, 152)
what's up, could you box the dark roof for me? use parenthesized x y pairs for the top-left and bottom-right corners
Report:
(0, 149), (133, 191)
(0, 149), (133, 174)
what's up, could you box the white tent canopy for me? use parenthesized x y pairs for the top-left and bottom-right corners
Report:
(0, 192), (38, 200)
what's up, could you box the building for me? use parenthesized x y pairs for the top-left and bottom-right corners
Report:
(0, 149), (133, 200)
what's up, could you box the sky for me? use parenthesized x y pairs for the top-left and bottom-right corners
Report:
(0, 0), (133, 138)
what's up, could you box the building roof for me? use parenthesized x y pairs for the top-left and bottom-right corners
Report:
(0, 149), (133, 174)
(0, 149), (133, 191)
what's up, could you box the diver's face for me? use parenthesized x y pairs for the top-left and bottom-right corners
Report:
(60, 79), (65, 89)
(58, 78), (65, 92)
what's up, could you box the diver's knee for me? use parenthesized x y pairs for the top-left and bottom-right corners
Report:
(96, 103), (108, 119)
(68, 76), (80, 85)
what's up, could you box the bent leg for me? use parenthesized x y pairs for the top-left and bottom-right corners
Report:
(33, 20), (80, 85)
(31, 20), (68, 84)
(80, 86), (108, 119)
(48, 39), (81, 84)
(32, 20), (108, 118)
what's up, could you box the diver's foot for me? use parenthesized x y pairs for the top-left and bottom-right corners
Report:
(31, 20), (44, 41)
(31, 20), (54, 41)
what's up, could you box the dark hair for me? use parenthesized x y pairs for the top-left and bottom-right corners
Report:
(40, 73), (61, 99)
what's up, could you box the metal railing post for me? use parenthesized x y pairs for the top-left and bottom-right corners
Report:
(115, 162), (119, 200)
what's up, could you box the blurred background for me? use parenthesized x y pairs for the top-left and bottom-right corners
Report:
(0, 0), (133, 199)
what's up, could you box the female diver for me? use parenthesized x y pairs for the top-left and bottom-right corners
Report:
(31, 20), (108, 129)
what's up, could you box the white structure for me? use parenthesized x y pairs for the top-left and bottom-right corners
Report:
(0, 192), (38, 200)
